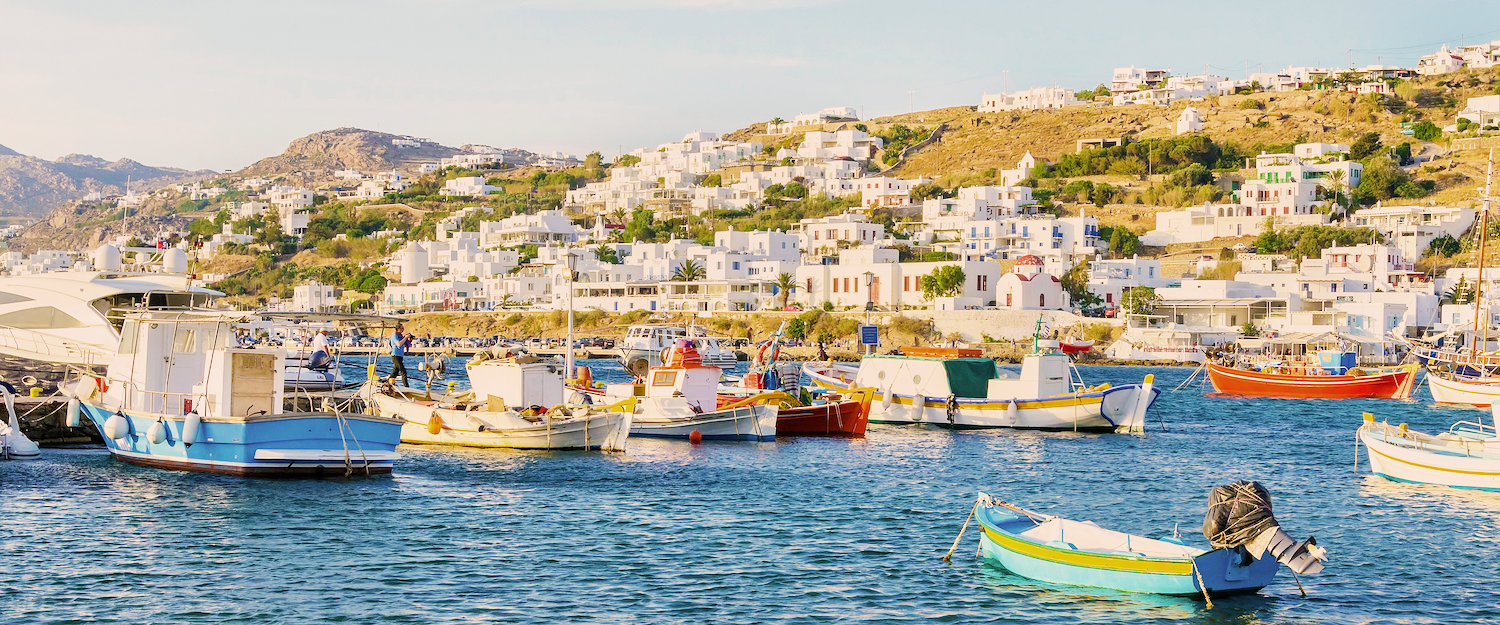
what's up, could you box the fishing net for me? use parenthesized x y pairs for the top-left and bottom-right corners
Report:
(1202, 480), (1279, 550)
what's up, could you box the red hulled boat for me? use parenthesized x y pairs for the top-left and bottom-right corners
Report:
(771, 390), (873, 436)
(1205, 362), (1420, 400)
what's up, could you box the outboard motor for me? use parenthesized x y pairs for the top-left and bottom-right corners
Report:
(1203, 481), (1327, 575)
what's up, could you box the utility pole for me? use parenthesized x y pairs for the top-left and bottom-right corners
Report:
(908, 90), (915, 115)
(1003, 69), (1009, 94)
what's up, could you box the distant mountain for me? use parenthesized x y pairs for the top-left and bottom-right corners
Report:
(0, 146), (212, 217)
(241, 127), (463, 176)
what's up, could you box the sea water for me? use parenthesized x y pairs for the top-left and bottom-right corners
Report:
(2, 361), (1497, 624)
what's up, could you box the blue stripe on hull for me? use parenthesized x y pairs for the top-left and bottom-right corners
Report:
(1372, 471), (1500, 492)
(80, 404), (400, 476)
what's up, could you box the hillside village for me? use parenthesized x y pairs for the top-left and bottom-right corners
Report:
(9, 40), (1500, 360)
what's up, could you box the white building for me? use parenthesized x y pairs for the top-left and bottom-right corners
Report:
(1233, 146), (1362, 217)
(292, 281), (342, 312)
(797, 129), (883, 161)
(1111, 66), (1170, 92)
(768, 107), (860, 134)
(1456, 95), (1500, 129)
(1087, 258), (1175, 310)
(995, 255), (1066, 310)
(268, 186), (314, 211)
(978, 86), (1080, 112)
(795, 213), (887, 257)
(794, 247), (1000, 310)
(442, 176), (497, 197)
(478, 210), (582, 247)
(1176, 106), (1204, 135)
(1348, 205), (1476, 261)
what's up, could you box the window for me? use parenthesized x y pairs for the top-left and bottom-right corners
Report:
(1006, 293), (1013, 306)
(0, 306), (87, 329)
(651, 371), (677, 386)
(1039, 294), (1045, 307)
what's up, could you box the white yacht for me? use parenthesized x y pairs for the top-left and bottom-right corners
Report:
(0, 271), (221, 385)
(617, 325), (738, 377)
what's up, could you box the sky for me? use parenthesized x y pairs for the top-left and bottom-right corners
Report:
(2, 0), (1499, 171)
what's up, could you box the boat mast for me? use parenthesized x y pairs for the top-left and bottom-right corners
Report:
(1472, 149), (1494, 364)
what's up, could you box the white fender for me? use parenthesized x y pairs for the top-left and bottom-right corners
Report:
(103, 413), (130, 440)
(1, 388), (40, 458)
(1005, 401), (1018, 422)
(66, 397), (82, 428)
(182, 412), (202, 447)
(146, 420), (167, 445)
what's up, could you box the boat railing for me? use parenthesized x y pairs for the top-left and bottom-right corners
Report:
(1448, 420), (1498, 440)
(0, 326), (111, 366)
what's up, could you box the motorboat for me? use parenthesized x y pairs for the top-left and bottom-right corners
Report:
(1427, 370), (1500, 407)
(970, 483), (1326, 597)
(600, 340), (777, 441)
(617, 325), (737, 377)
(1358, 410), (1500, 491)
(804, 343), (1157, 432)
(719, 325), (873, 436)
(367, 349), (630, 451)
(65, 310), (401, 476)
(0, 270), (221, 390)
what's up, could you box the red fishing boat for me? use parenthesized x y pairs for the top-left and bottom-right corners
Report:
(772, 391), (874, 436)
(1059, 339), (1094, 355)
(1205, 362), (1420, 399)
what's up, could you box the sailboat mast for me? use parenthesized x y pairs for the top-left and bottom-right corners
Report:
(1471, 149), (1494, 363)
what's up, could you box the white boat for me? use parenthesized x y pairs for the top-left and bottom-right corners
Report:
(284, 351), (346, 391)
(0, 270), (221, 379)
(1359, 410), (1500, 491)
(0, 382), (40, 459)
(601, 340), (776, 441)
(805, 343), (1157, 432)
(1427, 371), (1500, 407)
(66, 310), (402, 476)
(368, 350), (630, 451)
(617, 325), (738, 377)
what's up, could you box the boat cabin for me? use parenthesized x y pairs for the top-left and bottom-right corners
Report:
(642, 341), (720, 411)
(853, 350), (1074, 400)
(103, 312), (285, 418)
(467, 357), (563, 409)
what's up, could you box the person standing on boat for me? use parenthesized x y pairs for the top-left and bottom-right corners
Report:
(388, 324), (412, 387)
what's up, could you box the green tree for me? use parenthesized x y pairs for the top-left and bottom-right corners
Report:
(785, 317), (807, 340)
(1446, 276), (1474, 304)
(1427, 234), (1461, 258)
(187, 218), (218, 239)
(1411, 121), (1442, 141)
(671, 259), (705, 282)
(1123, 286), (1159, 316)
(919, 265), (966, 300)
(594, 244), (621, 264)
(1239, 321), (1260, 337)
(1349, 132), (1383, 160)
(773, 272), (798, 309)
(910, 182), (946, 201)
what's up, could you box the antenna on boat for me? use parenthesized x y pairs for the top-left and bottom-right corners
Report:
(1472, 149), (1493, 364)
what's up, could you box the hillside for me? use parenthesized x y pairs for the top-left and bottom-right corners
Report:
(0, 144), (212, 218)
(241, 127), (462, 178)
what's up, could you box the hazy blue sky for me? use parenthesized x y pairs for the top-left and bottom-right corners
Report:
(2, 0), (1498, 171)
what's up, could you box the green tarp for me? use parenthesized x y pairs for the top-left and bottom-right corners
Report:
(942, 358), (998, 398)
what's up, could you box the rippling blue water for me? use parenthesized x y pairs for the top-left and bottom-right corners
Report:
(4, 361), (1499, 624)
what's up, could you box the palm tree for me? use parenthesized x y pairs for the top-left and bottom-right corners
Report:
(608, 206), (629, 225)
(773, 272), (797, 309)
(672, 259), (706, 282)
(594, 243), (618, 264)
(1324, 169), (1347, 216)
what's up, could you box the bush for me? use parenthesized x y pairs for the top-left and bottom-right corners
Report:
(1238, 99), (1265, 110)
(1411, 121), (1442, 141)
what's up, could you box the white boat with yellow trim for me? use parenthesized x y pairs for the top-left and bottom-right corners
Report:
(803, 344), (1157, 432)
(1358, 410), (1500, 491)
(368, 351), (630, 451)
(1427, 371), (1500, 407)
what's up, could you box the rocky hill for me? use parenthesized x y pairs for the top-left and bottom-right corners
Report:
(0, 143), (212, 217)
(241, 127), (462, 177)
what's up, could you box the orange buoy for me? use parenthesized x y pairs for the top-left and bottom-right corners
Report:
(427, 415), (443, 435)
(576, 365), (593, 385)
(689, 430), (702, 444)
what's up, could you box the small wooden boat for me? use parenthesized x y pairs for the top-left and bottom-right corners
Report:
(970, 486), (1326, 597)
(1359, 411), (1500, 491)
(1058, 339), (1094, 355)
(369, 352), (630, 451)
(1427, 371), (1500, 407)
(773, 389), (875, 436)
(600, 340), (778, 441)
(804, 342), (1157, 432)
(1206, 362), (1419, 399)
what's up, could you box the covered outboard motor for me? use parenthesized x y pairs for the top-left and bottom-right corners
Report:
(1203, 481), (1327, 575)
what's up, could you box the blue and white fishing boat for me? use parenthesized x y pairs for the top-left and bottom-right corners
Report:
(66, 311), (401, 476)
(965, 484), (1326, 597)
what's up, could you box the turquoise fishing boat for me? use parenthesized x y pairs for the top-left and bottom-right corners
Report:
(968, 485), (1326, 597)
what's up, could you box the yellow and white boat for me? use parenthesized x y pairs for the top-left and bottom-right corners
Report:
(803, 344), (1157, 432)
(1358, 410), (1500, 491)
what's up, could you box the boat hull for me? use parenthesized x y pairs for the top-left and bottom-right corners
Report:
(803, 365), (1157, 431)
(1359, 424), (1500, 491)
(976, 507), (1277, 596)
(776, 400), (869, 436)
(1206, 363), (1418, 399)
(631, 404), (777, 441)
(371, 392), (630, 450)
(1427, 373), (1500, 407)
(77, 402), (400, 477)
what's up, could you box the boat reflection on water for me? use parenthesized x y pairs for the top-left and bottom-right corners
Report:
(1357, 473), (1500, 515)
